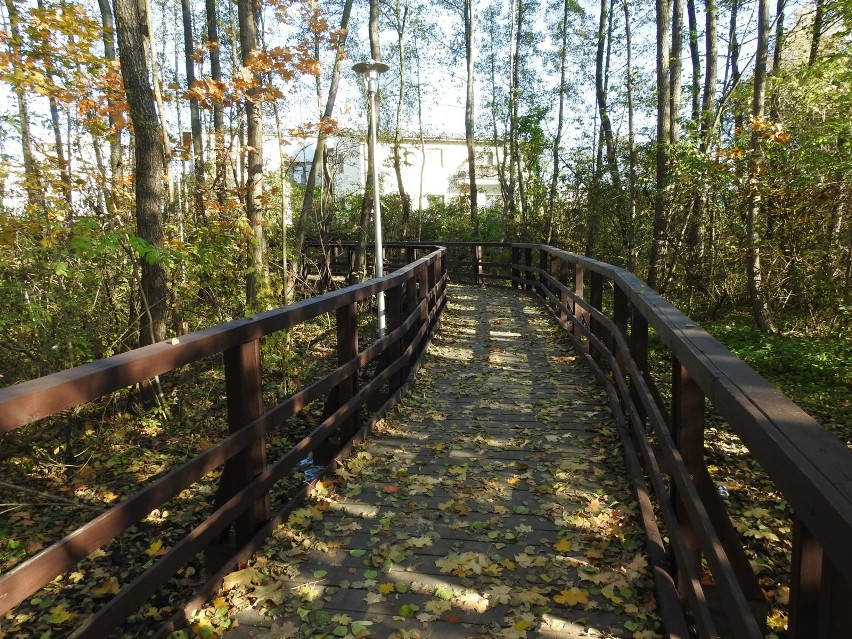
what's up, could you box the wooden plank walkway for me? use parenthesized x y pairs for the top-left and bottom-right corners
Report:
(211, 285), (662, 639)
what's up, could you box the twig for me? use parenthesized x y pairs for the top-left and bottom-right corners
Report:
(0, 479), (105, 512)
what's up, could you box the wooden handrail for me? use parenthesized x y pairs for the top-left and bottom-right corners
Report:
(0, 246), (448, 637)
(4, 239), (849, 638)
(508, 242), (852, 639)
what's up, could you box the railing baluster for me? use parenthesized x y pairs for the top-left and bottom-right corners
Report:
(613, 285), (629, 374)
(789, 516), (852, 638)
(670, 358), (704, 602)
(558, 257), (570, 329)
(629, 304), (648, 424)
(474, 244), (484, 284)
(588, 271), (603, 362)
(524, 247), (533, 290)
(573, 263), (585, 344)
(219, 339), (268, 549)
(386, 284), (403, 393)
(512, 246), (520, 288)
(314, 300), (360, 465)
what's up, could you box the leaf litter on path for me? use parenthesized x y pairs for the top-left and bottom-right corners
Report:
(197, 285), (662, 639)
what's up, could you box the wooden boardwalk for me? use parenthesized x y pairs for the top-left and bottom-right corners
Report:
(215, 285), (661, 638)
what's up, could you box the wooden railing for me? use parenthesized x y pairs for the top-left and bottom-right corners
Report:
(507, 243), (851, 639)
(4, 239), (849, 638)
(307, 240), (852, 637)
(0, 246), (447, 638)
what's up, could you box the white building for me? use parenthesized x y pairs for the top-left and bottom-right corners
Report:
(287, 133), (503, 209)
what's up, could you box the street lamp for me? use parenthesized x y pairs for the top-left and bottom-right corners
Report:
(353, 59), (389, 335)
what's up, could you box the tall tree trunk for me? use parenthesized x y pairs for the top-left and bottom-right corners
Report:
(746, 0), (774, 332)
(546, 0), (571, 245)
(113, 0), (168, 346)
(624, 0), (638, 271)
(510, 0), (526, 229)
(4, 0), (44, 222)
(687, 0), (717, 298)
(648, 0), (672, 287)
(353, 0), (381, 284)
(595, 0), (622, 192)
(97, 0), (123, 183)
(393, 0), (412, 238)
(669, 0), (683, 144)
(35, 0), (72, 213)
(809, 0), (825, 65)
(237, 0), (266, 309)
(296, 0), (353, 265)
(140, 0), (175, 218)
(772, 0), (786, 72)
(205, 0), (226, 207)
(414, 32), (426, 240)
(181, 0), (205, 221)
(464, 0), (477, 231)
(686, 0), (701, 121)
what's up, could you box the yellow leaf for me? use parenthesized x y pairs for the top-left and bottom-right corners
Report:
(379, 582), (396, 594)
(513, 616), (535, 630)
(553, 538), (573, 552)
(46, 604), (75, 624)
(222, 567), (261, 591)
(553, 587), (589, 607)
(91, 576), (121, 597)
(145, 539), (168, 557)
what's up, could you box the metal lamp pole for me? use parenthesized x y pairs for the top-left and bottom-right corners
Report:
(353, 59), (389, 335)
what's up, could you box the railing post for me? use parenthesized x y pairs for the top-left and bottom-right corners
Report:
(418, 261), (429, 335)
(538, 248), (548, 300)
(427, 256), (437, 316)
(314, 301), (359, 464)
(524, 247), (533, 290)
(613, 285), (629, 373)
(404, 272), (418, 377)
(511, 246), (520, 289)
(385, 284), (403, 393)
(474, 244), (484, 284)
(558, 258), (570, 330)
(573, 263), (585, 343)
(588, 271), (603, 362)
(790, 517), (822, 639)
(670, 358), (704, 599)
(218, 339), (268, 550)
(629, 305), (648, 423)
(789, 516), (852, 638)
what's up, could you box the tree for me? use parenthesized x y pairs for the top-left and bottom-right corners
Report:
(182, 0), (205, 220)
(295, 0), (353, 270)
(745, 0), (775, 331)
(388, 0), (414, 238)
(237, 0), (267, 309)
(112, 0), (168, 346)
(205, 0), (226, 207)
(463, 0), (478, 230)
(3, 0), (43, 222)
(648, 0), (671, 287)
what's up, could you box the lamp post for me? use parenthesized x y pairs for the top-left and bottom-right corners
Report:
(353, 59), (389, 335)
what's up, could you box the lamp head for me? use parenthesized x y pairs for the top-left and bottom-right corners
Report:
(352, 59), (390, 77)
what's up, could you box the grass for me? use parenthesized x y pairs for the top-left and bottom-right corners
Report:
(702, 314), (852, 444)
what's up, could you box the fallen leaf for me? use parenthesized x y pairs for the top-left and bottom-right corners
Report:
(553, 538), (573, 552)
(553, 587), (589, 607)
(222, 567), (261, 590)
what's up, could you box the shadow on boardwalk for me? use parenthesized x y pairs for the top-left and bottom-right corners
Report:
(212, 285), (661, 639)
